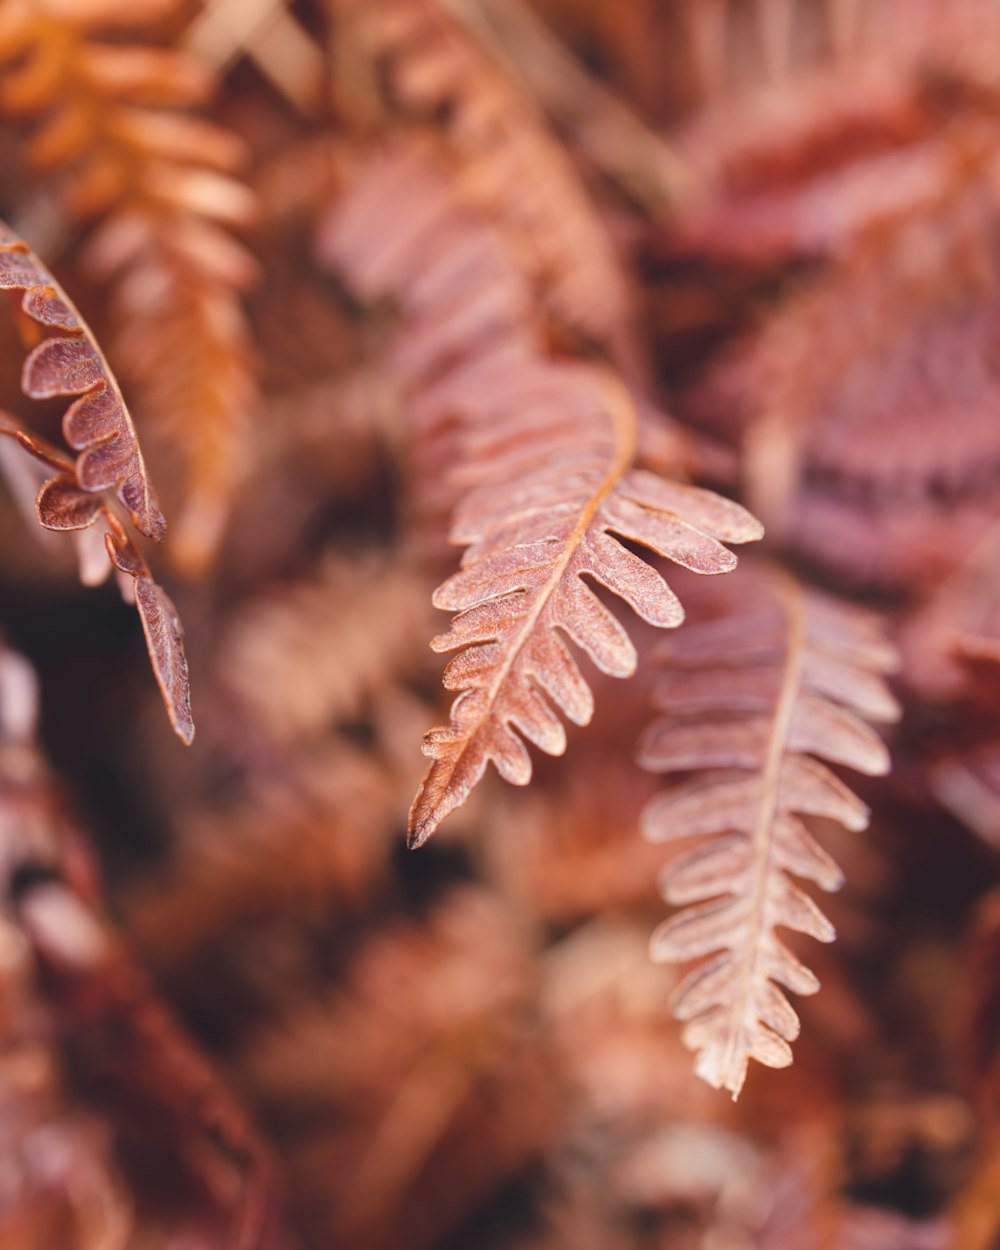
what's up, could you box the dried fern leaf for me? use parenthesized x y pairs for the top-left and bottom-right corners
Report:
(319, 146), (705, 581)
(332, 0), (628, 347)
(0, 3), (258, 573)
(2, 427), (195, 743)
(409, 369), (761, 845)
(637, 565), (899, 1097)
(318, 143), (558, 545)
(740, 165), (1000, 557)
(219, 552), (435, 746)
(0, 223), (164, 538)
(321, 145), (762, 845)
(0, 225), (193, 743)
(104, 514), (194, 745)
(88, 212), (257, 573)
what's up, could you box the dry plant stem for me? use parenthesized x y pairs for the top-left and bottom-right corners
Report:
(446, 0), (699, 214)
(719, 569), (806, 1097)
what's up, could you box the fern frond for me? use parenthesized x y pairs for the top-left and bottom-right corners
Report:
(411, 371), (761, 845)
(125, 736), (403, 977)
(322, 145), (762, 846)
(0, 222), (164, 537)
(678, 145), (1000, 591)
(332, 0), (628, 347)
(0, 0), (258, 573)
(0, 223), (193, 743)
(637, 566), (899, 1097)
(231, 886), (549, 1250)
(219, 553), (435, 746)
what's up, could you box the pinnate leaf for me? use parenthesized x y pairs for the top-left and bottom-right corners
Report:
(409, 370), (762, 845)
(0, 228), (165, 540)
(105, 518), (194, 746)
(0, 221), (191, 743)
(638, 565), (899, 1097)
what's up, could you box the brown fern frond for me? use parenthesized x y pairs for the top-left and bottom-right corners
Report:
(752, 162), (1000, 488)
(331, 0), (629, 349)
(406, 367), (760, 846)
(125, 737), (402, 979)
(218, 552), (435, 746)
(322, 147), (761, 845)
(104, 512), (193, 743)
(678, 144), (1000, 591)
(0, 221), (164, 537)
(320, 144), (705, 548)
(0, 224), (193, 743)
(0, 0), (258, 573)
(445, 0), (697, 216)
(637, 566), (899, 1097)
(232, 886), (554, 1250)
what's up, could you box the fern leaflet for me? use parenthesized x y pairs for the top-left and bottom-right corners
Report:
(410, 368), (761, 844)
(637, 566), (899, 1097)
(0, 222), (193, 744)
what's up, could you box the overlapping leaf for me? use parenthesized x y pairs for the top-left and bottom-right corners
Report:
(637, 566), (899, 1097)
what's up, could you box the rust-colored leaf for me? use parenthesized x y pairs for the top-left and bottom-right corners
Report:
(35, 475), (103, 531)
(323, 147), (762, 847)
(638, 565), (899, 1098)
(105, 517), (194, 745)
(409, 369), (761, 846)
(0, 225), (166, 540)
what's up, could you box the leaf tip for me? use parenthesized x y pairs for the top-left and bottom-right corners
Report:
(406, 811), (436, 850)
(745, 516), (766, 543)
(407, 783), (443, 849)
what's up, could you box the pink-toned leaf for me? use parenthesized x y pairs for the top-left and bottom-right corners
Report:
(105, 521), (194, 746)
(35, 475), (104, 531)
(639, 564), (898, 1097)
(407, 366), (761, 846)
(0, 229), (166, 540)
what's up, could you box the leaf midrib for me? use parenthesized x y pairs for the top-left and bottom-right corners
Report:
(717, 570), (806, 1097)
